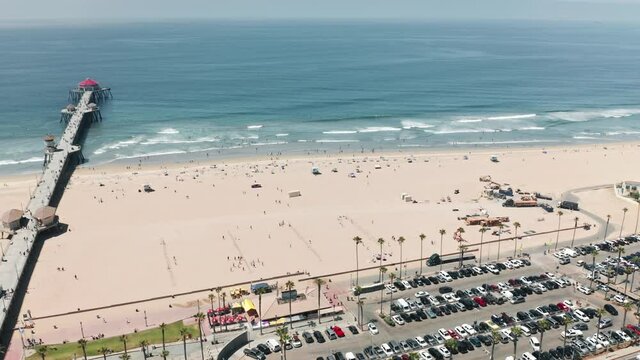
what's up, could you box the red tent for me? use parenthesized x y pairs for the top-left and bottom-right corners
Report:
(78, 78), (99, 88)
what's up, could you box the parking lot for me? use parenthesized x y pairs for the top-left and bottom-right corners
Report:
(240, 234), (640, 360)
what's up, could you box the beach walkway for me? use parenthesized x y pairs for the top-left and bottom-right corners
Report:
(0, 91), (94, 341)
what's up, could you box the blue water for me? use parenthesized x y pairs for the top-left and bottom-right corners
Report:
(2, 20), (640, 174)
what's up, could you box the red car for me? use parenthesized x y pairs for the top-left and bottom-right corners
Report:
(332, 326), (345, 338)
(626, 324), (640, 336)
(448, 329), (461, 339)
(556, 303), (569, 312)
(474, 297), (487, 307)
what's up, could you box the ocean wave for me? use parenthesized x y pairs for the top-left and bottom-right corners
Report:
(547, 108), (640, 122)
(315, 139), (360, 143)
(251, 141), (288, 146)
(114, 150), (187, 160)
(323, 130), (358, 134)
(400, 120), (434, 129)
(605, 130), (640, 136)
(275, 133), (289, 137)
(519, 126), (545, 131)
(578, 132), (601, 136)
(247, 125), (263, 129)
(93, 137), (143, 155)
(0, 157), (42, 167)
(455, 119), (483, 123)
(357, 127), (402, 133)
(157, 128), (179, 135)
(425, 128), (499, 134)
(140, 136), (220, 145)
(455, 114), (536, 123)
(572, 136), (597, 140)
(448, 139), (553, 145)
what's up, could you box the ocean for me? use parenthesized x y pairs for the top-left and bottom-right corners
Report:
(1, 20), (640, 174)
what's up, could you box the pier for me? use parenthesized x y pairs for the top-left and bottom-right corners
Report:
(0, 80), (110, 354)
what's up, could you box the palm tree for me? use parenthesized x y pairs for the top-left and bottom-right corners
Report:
(352, 236), (363, 287)
(194, 312), (206, 360)
(458, 244), (469, 268)
(160, 322), (168, 358)
(119, 335), (128, 357)
(444, 339), (457, 360)
(377, 237), (385, 281)
(285, 280), (295, 329)
(161, 350), (170, 360)
(614, 246), (626, 284)
(635, 200), (640, 234)
(439, 229), (446, 270)
(490, 329), (500, 360)
(397, 236), (406, 278)
(623, 302), (633, 327)
(179, 327), (191, 360)
(208, 292), (215, 312)
(571, 216), (580, 248)
(630, 256), (640, 293)
(595, 308), (606, 340)
(621, 207), (629, 237)
(379, 266), (388, 315)
(354, 285), (363, 327)
(139, 340), (149, 359)
(221, 291), (227, 308)
(408, 353), (420, 360)
(590, 249), (600, 289)
(479, 227), (488, 265)
(554, 210), (564, 251)
(256, 287), (268, 334)
(99, 347), (110, 360)
(496, 224), (504, 261)
(313, 278), (326, 324)
(119, 355), (131, 360)
(561, 317), (573, 353)
(604, 214), (611, 241)
(356, 296), (365, 330)
(36, 345), (51, 360)
(276, 326), (290, 360)
(388, 272), (397, 314)
(624, 267), (634, 295)
(511, 326), (523, 359)
(538, 319), (550, 352)
(78, 339), (88, 360)
(513, 222), (521, 258)
(419, 233), (426, 275)
(455, 227), (466, 267)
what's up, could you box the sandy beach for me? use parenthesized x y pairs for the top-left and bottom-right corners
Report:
(1, 142), (639, 347)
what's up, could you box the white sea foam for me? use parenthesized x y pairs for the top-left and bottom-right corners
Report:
(251, 141), (288, 146)
(114, 150), (187, 160)
(315, 139), (360, 143)
(275, 133), (289, 137)
(572, 136), (597, 140)
(157, 128), (180, 135)
(426, 128), (498, 134)
(605, 131), (640, 136)
(247, 125), (263, 129)
(323, 130), (358, 134)
(400, 120), (434, 129)
(519, 126), (546, 131)
(485, 114), (537, 121)
(455, 119), (483, 123)
(140, 137), (220, 145)
(0, 157), (43, 167)
(448, 139), (553, 145)
(93, 137), (143, 155)
(548, 108), (640, 122)
(357, 127), (402, 133)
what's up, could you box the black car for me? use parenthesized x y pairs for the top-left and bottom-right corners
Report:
(432, 306), (443, 316)
(582, 307), (597, 319)
(410, 312), (422, 322)
(429, 347), (444, 360)
(496, 263), (507, 270)
(417, 309), (429, 319)
(302, 331), (315, 344)
(440, 305), (451, 315)
(439, 286), (453, 294)
(449, 271), (460, 279)
(468, 336), (482, 348)
(314, 330), (326, 343)
(604, 304), (619, 316)
(517, 311), (531, 321)
(401, 312), (413, 323)
(428, 276), (440, 284)
(347, 325), (359, 334)
(243, 348), (266, 360)
(478, 334), (493, 346)
(394, 281), (406, 291)
(447, 303), (458, 313)
(572, 322), (588, 331)
(256, 344), (271, 354)
(422, 276), (432, 285)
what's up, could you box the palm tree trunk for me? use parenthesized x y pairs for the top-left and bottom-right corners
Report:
(563, 322), (568, 351)
(571, 218), (578, 248)
(400, 244), (403, 279)
(198, 317), (204, 360)
(479, 233), (484, 266)
(439, 234), (444, 270)
(490, 342), (496, 360)
(182, 338), (187, 360)
(624, 308), (628, 327)
(497, 234), (502, 261)
(355, 244), (359, 287)
(316, 283), (322, 324)
(513, 229), (518, 258)
(379, 273), (385, 315)
(596, 315), (602, 340)
(259, 293), (264, 335)
(81, 346), (87, 360)
(513, 339), (518, 359)
(625, 272), (631, 295)
(420, 238), (424, 275)
(289, 298), (293, 329)
(590, 255), (596, 289)
(389, 288), (394, 314)
(632, 271), (637, 294)
(379, 243), (383, 281)
(540, 331), (544, 352)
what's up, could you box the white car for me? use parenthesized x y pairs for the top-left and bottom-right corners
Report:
(536, 306), (550, 316)
(563, 300), (575, 309)
(503, 261), (514, 269)
(439, 271), (453, 282)
(616, 330), (632, 342)
(454, 326), (468, 338)
(561, 329), (583, 338)
(586, 272), (600, 280)
(497, 282), (510, 291)
(585, 336), (603, 351)
(476, 286), (488, 296)
(500, 329), (514, 341)
(368, 322), (379, 335)
(577, 285), (593, 295)
(520, 325), (531, 337)
(545, 272), (557, 279)
(520, 276), (533, 285)
(401, 280), (413, 289)
(391, 314), (405, 325)
(438, 328), (452, 340)
(419, 350), (434, 360)
(595, 333), (610, 347)
(428, 296), (440, 306)
(462, 323), (477, 335)
(486, 264), (499, 274)
(345, 352), (357, 360)
(443, 293), (460, 303)
(501, 290), (514, 299)
(529, 337), (540, 351)
(437, 345), (451, 357)
(415, 291), (429, 298)
(614, 294), (629, 304)
(574, 310), (590, 322)
(511, 259), (524, 267)
(381, 343), (394, 356)
(415, 336), (428, 347)
(535, 283), (548, 292)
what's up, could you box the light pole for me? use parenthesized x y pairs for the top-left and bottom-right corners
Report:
(80, 321), (85, 338)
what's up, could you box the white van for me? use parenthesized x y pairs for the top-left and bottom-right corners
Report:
(395, 298), (411, 312)
(521, 352), (537, 360)
(438, 271), (453, 282)
(266, 339), (281, 352)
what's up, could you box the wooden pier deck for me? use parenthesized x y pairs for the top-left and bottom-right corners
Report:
(0, 91), (94, 336)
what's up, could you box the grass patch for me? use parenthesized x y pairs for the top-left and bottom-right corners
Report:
(28, 321), (200, 360)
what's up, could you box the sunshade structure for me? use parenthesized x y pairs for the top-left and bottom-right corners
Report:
(1, 209), (23, 231)
(34, 206), (57, 227)
(242, 299), (258, 317)
(78, 78), (100, 90)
